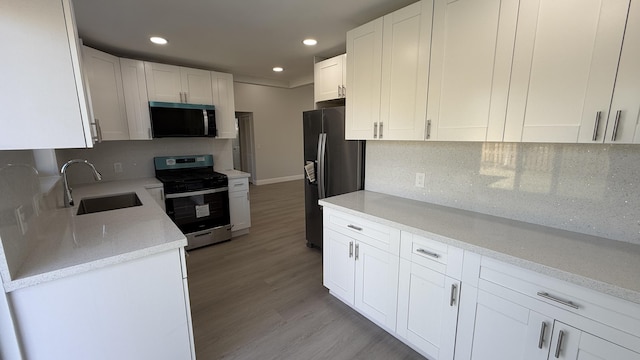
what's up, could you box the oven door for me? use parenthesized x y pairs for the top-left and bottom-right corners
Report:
(164, 187), (230, 234)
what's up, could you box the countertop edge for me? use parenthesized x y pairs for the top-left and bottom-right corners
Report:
(319, 193), (640, 305)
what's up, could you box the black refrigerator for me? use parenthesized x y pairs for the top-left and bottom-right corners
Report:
(303, 106), (365, 249)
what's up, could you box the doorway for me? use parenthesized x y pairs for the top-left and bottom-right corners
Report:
(234, 112), (257, 184)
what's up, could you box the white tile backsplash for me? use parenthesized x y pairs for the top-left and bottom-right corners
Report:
(365, 141), (640, 244)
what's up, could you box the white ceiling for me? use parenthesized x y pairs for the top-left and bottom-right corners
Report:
(73, 0), (417, 88)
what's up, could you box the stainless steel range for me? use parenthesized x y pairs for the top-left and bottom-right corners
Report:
(154, 155), (232, 250)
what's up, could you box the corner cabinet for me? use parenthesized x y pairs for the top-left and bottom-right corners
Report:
(323, 208), (401, 332)
(345, 0), (432, 141)
(82, 46), (129, 141)
(228, 177), (251, 236)
(314, 54), (346, 102)
(0, 0), (94, 150)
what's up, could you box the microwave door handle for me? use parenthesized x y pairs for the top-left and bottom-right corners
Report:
(203, 110), (209, 136)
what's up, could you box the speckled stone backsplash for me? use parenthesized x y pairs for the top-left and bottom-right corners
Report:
(365, 141), (640, 245)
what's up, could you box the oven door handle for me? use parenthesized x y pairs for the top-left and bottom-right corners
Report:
(165, 187), (229, 199)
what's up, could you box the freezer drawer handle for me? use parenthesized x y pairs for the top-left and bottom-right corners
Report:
(416, 248), (440, 259)
(536, 292), (579, 309)
(347, 224), (362, 231)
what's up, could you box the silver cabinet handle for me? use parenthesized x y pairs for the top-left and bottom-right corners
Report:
(611, 110), (622, 141)
(338, 85), (342, 97)
(184, 92), (188, 103)
(179, 92), (183, 103)
(426, 119), (432, 140)
(342, 85), (346, 97)
(554, 330), (565, 358)
(449, 284), (457, 306)
(538, 322), (547, 349)
(355, 243), (359, 260)
(536, 292), (579, 309)
(347, 224), (362, 231)
(416, 248), (440, 258)
(374, 122), (378, 138)
(592, 111), (601, 141)
(160, 189), (164, 201)
(349, 241), (353, 258)
(91, 118), (103, 143)
(379, 122), (384, 139)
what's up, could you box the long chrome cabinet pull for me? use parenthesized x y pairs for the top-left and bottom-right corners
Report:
(611, 110), (622, 141)
(355, 244), (359, 260)
(374, 122), (378, 138)
(536, 292), (579, 309)
(554, 330), (565, 358)
(416, 248), (440, 258)
(347, 224), (362, 231)
(592, 111), (601, 141)
(449, 284), (457, 306)
(538, 322), (547, 349)
(379, 122), (384, 139)
(349, 241), (353, 258)
(426, 120), (432, 140)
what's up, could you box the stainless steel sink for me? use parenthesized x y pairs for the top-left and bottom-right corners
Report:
(76, 192), (142, 215)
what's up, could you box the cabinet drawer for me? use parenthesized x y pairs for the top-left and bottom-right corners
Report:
(479, 257), (640, 339)
(400, 232), (463, 279)
(324, 208), (400, 255)
(228, 178), (249, 192)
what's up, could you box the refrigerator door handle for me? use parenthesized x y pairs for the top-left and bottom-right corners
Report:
(318, 133), (327, 199)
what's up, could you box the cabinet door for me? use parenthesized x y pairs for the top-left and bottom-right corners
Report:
(211, 71), (237, 138)
(229, 189), (251, 231)
(314, 55), (345, 102)
(145, 186), (165, 211)
(604, 0), (640, 144)
(379, 0), (431, 141)
(505, 0), (629, 143)
(397, 260), (459, 359)
(120, 58), (152, 140)
(83, 46), (129, 141)
(144, 62), (183, 103)
(323, 229), (355, 306)
(181, 67), (213, 105)
(0, 0), (92, 150)
(427, 0), (519, 141)
(354, 240), (399, 331)
(346, 17), (383, 140)
(470, 289), (551, 360)
(550, 322), (640, 360)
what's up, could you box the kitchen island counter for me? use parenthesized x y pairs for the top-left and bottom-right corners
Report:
(320, 190), (640, 304)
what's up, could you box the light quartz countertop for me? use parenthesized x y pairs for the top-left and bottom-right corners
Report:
(218, 169), (251, 179)
(3, 178), (186, 292)
(319, 190), (640, 305)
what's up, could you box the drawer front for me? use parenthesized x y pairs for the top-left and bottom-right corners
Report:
(400, 232), (464, 279)
(324, 208), (400, 255)
(228, 178), (249, 192)
(479, 257), (640, 339)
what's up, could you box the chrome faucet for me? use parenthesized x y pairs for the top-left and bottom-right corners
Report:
(61, 159), (102, 207)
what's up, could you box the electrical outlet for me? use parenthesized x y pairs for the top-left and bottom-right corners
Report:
(114, 162), (123, 173)
(15, 206), (27, 235)
(415, 173), (425, 188)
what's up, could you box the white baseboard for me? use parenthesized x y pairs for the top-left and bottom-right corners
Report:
(254, 174), (303, 185)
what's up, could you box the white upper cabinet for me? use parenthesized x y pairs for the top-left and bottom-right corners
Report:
(211, 71), (237, 139)
(144, 62), (214, 105)
(601, 0), (640, 144)
(346, 18), (383, 140)
(120, 58), (152, 140)
(504, 0), (630, 143)
(427, 0), (519, 142)
(346, 0), (432, 141)
(314, 54), (346, 102)
(0, 0), (93, 150)
(82, 46), (129, 141)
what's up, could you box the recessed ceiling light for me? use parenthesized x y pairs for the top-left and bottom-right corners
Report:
(303, 39), (318, 46)
(150, 36), (168, 45)
(273, 67), (284, 72)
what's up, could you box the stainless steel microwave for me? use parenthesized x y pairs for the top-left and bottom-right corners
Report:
(149, 102), (217, 138)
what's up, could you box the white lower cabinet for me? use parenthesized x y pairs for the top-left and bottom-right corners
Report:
(9, 249), (194, 360)
(228, 177), (251, 235)
(323, 208), (400, 332)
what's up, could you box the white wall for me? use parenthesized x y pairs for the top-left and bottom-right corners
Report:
(56, 138), (232, 185)
(234, 83), (314, 184)
(366, 141), (640, 245)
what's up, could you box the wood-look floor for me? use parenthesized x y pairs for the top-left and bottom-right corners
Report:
(186, 180), (424, 360)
